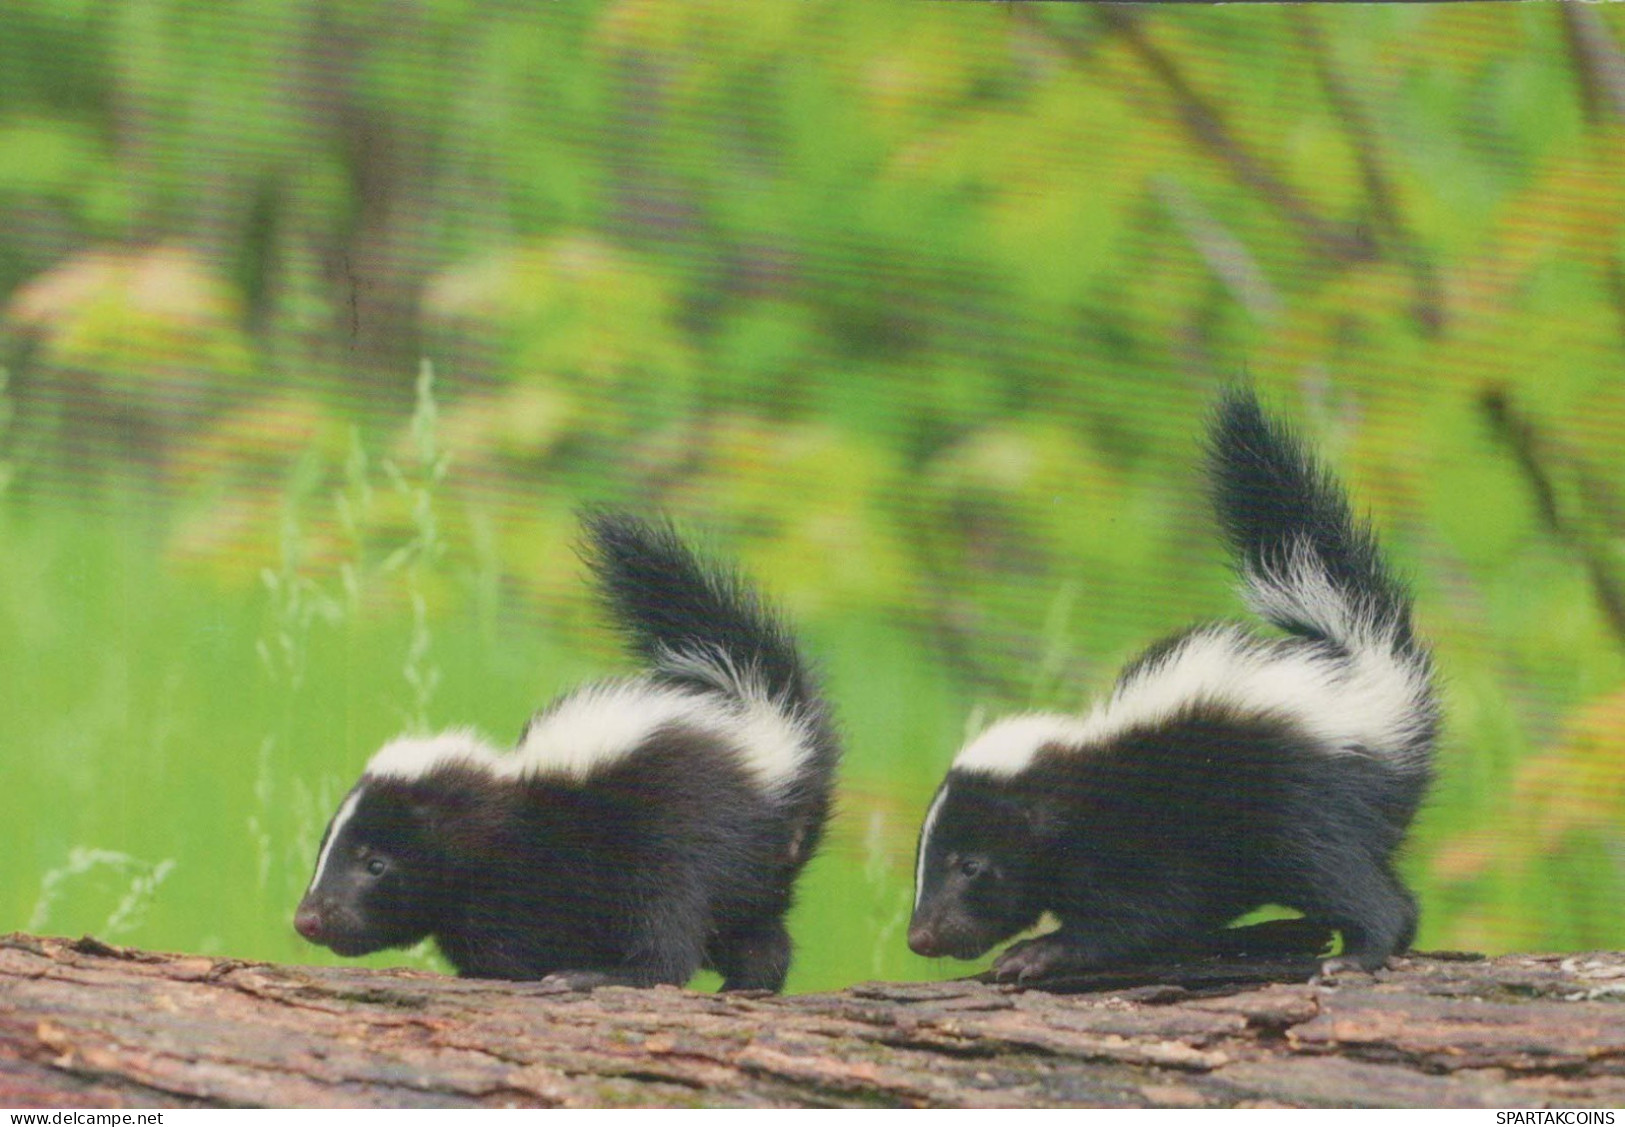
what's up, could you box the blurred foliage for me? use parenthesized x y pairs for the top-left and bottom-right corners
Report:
(3, 1), (1625, 979)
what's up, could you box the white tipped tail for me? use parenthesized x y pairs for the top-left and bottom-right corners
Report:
(1208, 389), (1437, 773)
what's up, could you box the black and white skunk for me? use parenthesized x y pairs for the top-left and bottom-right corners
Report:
(908, 388), (1438, 979)
(294, 512), (840, 991)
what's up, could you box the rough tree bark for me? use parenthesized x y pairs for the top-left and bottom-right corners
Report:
(3, 933), (1624, 1108)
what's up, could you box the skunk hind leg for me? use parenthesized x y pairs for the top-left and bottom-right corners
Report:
(709, 914), (792, 993)
(1309, 860), (1418, 974)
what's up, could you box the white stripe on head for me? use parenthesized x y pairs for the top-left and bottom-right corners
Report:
(308, 787), (364, 893)
(366, 729), (504, 780)
(952, 714), (1093, 778)
(914, 784), (951, 910)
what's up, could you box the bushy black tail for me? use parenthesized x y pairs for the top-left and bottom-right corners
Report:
(1207, 387), (1417, 651)
(579, 509), (825, 718)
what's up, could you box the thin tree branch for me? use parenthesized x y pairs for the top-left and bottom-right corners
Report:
(1560, 4), (1625, 126)
(1018, 6), (1376, 264)
(1292, 10), (1444, 335)
(1606, 254), (1625, 350)
(1154, 177), (1284, 323)
(1481, 386), (1625, 652)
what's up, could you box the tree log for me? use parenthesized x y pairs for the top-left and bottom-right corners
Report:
(3, 933), (1624, 1108)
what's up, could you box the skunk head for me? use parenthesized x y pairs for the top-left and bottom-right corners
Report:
(909, 716), (1086, 961)
(295, 771), (467, 957)
(908, 773), (1050, 960)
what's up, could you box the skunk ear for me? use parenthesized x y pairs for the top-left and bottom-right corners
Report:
(410, 802), (439, 832)
(1025, 796), (1067, 840)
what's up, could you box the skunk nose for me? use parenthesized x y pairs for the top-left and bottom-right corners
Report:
(294, 906), (324, 941)
(908, 924), (940, 958)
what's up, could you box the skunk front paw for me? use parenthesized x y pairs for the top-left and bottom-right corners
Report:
(539, 969), (618, 991)
(992, 935), (1100, 983)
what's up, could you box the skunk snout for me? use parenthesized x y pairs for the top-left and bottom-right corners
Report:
(293, 904), (324, 941)
(907, 923), (943, 958)
(292, 892), (395, 956)
(909, 902), (1001, 961)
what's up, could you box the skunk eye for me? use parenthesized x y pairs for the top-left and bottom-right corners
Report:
(365, 858), (387, 876)
(959, 858), (983, 878)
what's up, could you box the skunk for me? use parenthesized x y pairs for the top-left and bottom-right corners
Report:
(294, 512), (839, 991)
(908, 388), (1438, 980)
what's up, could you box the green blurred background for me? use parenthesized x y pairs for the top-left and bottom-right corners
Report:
(3, 2), (1624, 992)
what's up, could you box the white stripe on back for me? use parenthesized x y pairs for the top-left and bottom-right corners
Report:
(953, 623), (1431, 780)
(362, 668), (813, 795)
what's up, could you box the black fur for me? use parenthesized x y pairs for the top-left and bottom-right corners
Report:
(908, 389), (1438, 979)
(295, 513), (839, 992)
